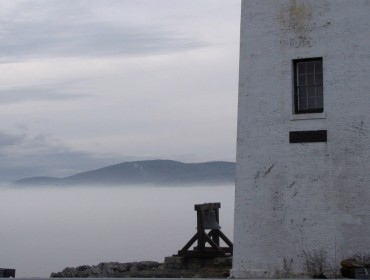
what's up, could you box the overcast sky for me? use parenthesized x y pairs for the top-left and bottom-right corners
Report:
(0, 0), (241, 182)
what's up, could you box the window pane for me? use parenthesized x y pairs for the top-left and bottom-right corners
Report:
(298, 74), (306, 86)
(315, 73), (323, 84)
(299, 97), (307, 110)
(316, 86), (323, 98)
(298, 62), (306, 74)
(307, 74), (315, 85)
(307, 86), (315, 98)
(315, 61), (323, 73)
(307, 97), (316, 109)
(316, 95), (323, 109)
(298, 87), (307, 99)
(306, 62), (314, 74)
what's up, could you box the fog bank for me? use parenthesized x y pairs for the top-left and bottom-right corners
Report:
(0, 185), (234, 277)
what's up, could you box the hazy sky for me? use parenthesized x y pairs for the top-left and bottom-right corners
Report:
(0, 0), (241, 182)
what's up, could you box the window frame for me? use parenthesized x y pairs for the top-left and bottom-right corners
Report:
(293, 57), (323, 114)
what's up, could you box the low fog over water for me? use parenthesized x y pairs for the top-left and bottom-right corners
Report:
(0, 185), (234, 277)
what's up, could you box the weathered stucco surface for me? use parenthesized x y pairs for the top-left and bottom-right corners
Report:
(232, 0), (370, 278)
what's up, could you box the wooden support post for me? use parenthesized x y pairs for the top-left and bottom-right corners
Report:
(175, 202), (233, 258)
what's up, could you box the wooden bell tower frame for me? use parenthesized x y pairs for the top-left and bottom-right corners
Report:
(177, 203), (233, 258)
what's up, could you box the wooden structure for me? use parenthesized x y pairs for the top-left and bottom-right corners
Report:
(178, 203), (233, 258)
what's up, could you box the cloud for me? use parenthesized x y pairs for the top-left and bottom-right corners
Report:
(0, 131), (24, 147)
(0, 0), (240, 183)
(0, 129), (125, 183)
(0, 0), (207, 62)
(0, 82), (89, 105)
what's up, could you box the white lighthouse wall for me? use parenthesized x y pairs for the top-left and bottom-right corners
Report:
(232, 0), (370, 278)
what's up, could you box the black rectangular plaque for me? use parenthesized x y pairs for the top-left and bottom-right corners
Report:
(289, 130), (327, 143)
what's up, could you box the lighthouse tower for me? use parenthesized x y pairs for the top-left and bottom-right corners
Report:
(232, 0), (370, 278)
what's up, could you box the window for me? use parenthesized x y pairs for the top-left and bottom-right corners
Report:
(293, 58), (323, 114)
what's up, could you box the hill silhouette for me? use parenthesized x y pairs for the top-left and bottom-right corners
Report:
(14, 160), (235, 186)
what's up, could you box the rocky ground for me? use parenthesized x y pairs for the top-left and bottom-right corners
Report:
(50, 256), (232, 278)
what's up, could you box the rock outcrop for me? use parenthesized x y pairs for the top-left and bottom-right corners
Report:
(50, 257), (232, 278)
(51, 262), (163, 278)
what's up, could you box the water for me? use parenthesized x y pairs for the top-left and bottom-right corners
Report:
(0, 185), (234, 278)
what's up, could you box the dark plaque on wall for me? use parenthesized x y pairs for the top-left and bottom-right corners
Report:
(289, 130), (327, 143)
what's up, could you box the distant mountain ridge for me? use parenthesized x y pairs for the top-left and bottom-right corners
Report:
(14, 160), (235, 186)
